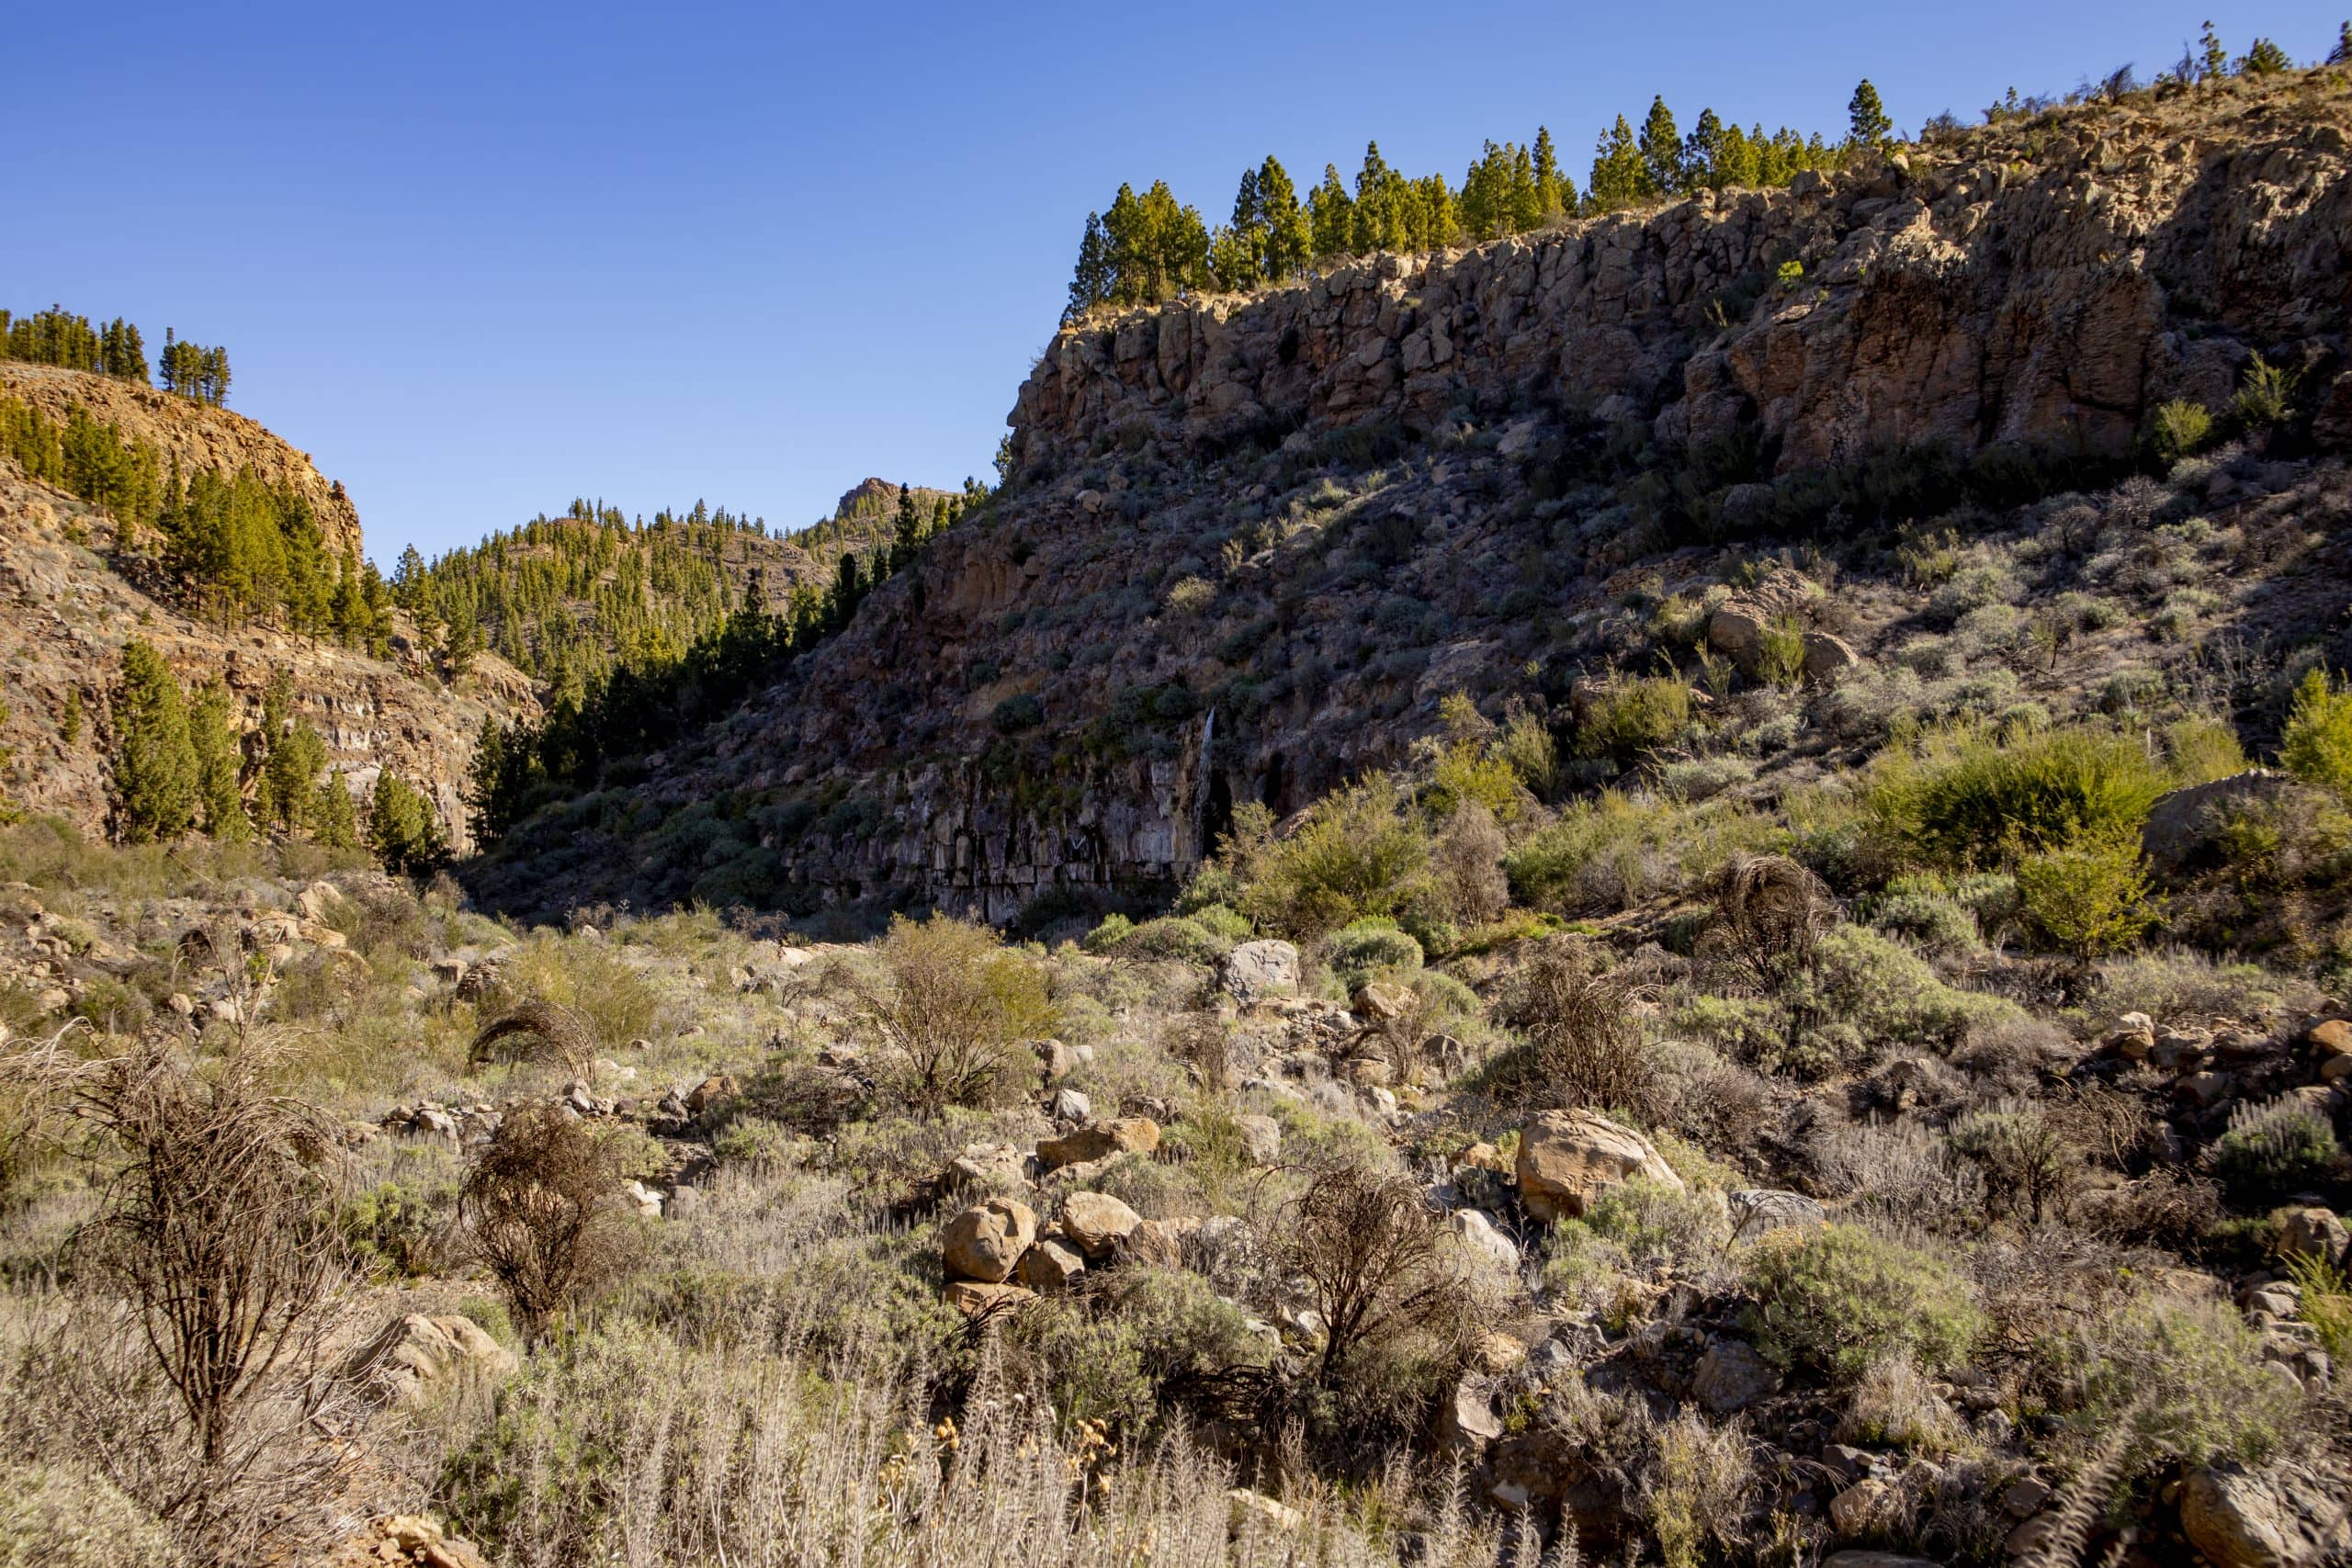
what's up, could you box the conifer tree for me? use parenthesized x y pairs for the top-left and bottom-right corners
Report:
(2332, 21), (2351, 64)
(1257, 156), (1310, 281)
(368, 769), (446, 875)
(1065, 212), (1112, 321)
(2200, 21), (2227, 80)
(1847, 80), (1893, 151)
(312, 770), (358, 851)
(1308, 164), (1355, 259)
(1588, 117), (1653, 210)
(1532, 127), (1568, 220)
(2237, 38), (2290, 73)
(62, 688), (83, 746)
(1639, 97), (1684, 196)
(188, 677), (250, 841)
(111, 640), (199, 843)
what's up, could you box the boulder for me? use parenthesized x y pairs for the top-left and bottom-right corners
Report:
(1828, 1479), (1896, 1540)
(295, 880), (345, 924)
(1448, 1208), (1521, 1271)
(1728, 1189), (1827, 1236)
(944, 1141), (1031, 1194)
(1351, 981), (1415, 1021)
(941, 1197), (1038, 1282)
(1436, 1374), (1503, 1448)
(2143, 772), (2324, 877)
(2179, 1462), (2352, 1568)
(1059, 1191), (1142, 1258)
(1227, 1488), (1305, 1535)
(1036, 1116), (1159, 1170)
(1514, 1109), (1681, 1223)
(1801, 631), (1862, 684)
(1221, 940), (1300, 1004)
(1235, 1112), (1283, 1164)
(1015, 1238), (1087, 1292)
(1690, 1337), (1781, 1414)
(1035, 1038), (1084, 1081)
(684, 1074), (738, 1114)
(341, 1313), (518, 1409)
(1045, 1087), (1092, 1122)
(2276, 1206), (2348, 1267)
(943, 1280), (1035, 1318)
(1124, 1217), (1184, 1266)
(2304, 1019), (2352, 1056)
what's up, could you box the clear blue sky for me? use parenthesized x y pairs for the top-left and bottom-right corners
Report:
(8, 2), (2340, 565)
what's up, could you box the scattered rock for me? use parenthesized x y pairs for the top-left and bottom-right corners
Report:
(943, 1280), (1035, 1318)
(1036, 1116), (1159, 1170)
(1015, 1237), (1087, 1292)
(1448, 1208), (1521, 1271)
(1514, 1108), (1682, 1223)
(1690, 1337), (1781, 1414)
(2179, 1461), (2352, 1568)
(2276, 1206), (2348, 1266)
(1227, 1488), (1305, 1535)
(1729, 1189), (1827, 1236)
(2143, 772), (2324, 877)
(1058, 1191), (1142, 1258)
(942, 1196), (1038, 1282)
(1829, 1479), (1896, 1540)
(1235, 1112), (1282, 1164)
(341, 1314), (518, 1410)
(1221, 940), (1300, 1004)
(1351, 981), (1414, 1021)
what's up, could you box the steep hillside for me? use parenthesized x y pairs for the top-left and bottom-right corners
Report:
(470, 66), (2352, 924)
(0, 371), (533, 853)
(0, 359), (363, 559)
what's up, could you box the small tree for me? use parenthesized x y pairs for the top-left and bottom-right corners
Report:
(2281, 667), (2352, 798)
(110, 639), (198, 842)
(1847, 79), (1893, 152)
(2238, 38), (2290, 74)
(368, 769), (446, 875)
(1494, 936), (1658, 1118)
(841, 915), (1055, 1117)
(2199, 20), (2227, 81)
(460, 1101), (640, 1345)
(2016, 836), (2155, 959)
(188, 677), (250, 841)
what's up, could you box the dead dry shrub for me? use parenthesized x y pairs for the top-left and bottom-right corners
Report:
(459, 1101), (644, 1345)
(1488, 936), (1660, 1120)
(1160, 1009), (1236, 1094)
(1272, 1161), (1483, 1385)
(469, 998), (597, 1077)
(1700, 852), (1836, 994)
(0, 1033), (353, 1562)
(1431, 802), (1510, 925)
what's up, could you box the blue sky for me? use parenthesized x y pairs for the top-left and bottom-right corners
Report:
(8, 2), (2341, 565)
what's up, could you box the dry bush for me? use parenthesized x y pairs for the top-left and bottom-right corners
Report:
(1431, 802), (1510, 925)
(1641, 1412), (1754, 1568)
(836, 914), (1056, 1117)
(1272, 1161), (1482, 1384)
(1946, 1103), (2082, 1226)
(1700, 852), (1835, 993)
(0, 1034), (352, 1562)
(469, 998), (597, 1077)
(1805, 1116), (1985, 1234)
(1488, 936), (1658, 1119)
(1160, 1009), (1237, 1093)
(459, 1101), (643, 1344)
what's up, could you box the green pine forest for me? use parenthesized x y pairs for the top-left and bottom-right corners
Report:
(458, 479), (989, 842)
(1064, 84), (1894, 317)
(1, 304), (230, 404)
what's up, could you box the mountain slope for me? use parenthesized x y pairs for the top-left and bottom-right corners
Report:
(469, 66), (2352, 924)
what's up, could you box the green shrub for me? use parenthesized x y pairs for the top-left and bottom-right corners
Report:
(2015, 836), (2155, 958)
(2233, 353), (2299, 430)
(2213, 1098), (2340, 1201)
(1080, 912), (1134, 953)
(1429, 740), (1525, 822)
(339, 1179), (448, 1279)
(1576, 676), (1692, 762)
(1545, 1176), (1732, 1297)
(1865, 724), (2172, 870)
(2064, 1292), (2301, 1468)
(1756, 615), (1807, 690)
(2146, 399), (2213, 464)
(1742, 1223), (1986, 1385)
(1117, 915), (1232, 965)
(1327, 918), (1424, 988)
(1218, 778), (1432, 938)
(2281, 668), (2352, 800)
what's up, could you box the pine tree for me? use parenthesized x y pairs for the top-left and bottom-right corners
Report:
(1588, 117), (1653, 210)
(312, 770), (358, 851)
(2332, 21), (2351, 64)
(1258, 156), (1310, 281)
(1639, 97), (1684, 196)
(1308, 164), (1355, 259)
(368, 769), (446, 875)
(2238, 38), (2290, 73)
(188, 677), (250, 841)
(62, 688), (83, 745)
(1847, 80), (1893, 151)
(1532, 127), (1568, 220)
(2200, 20), (2227, 80)
(1065, 211), (1112, 322)
(111, 640), (199, 843)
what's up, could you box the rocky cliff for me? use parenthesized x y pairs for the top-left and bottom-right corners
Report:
(1012, 85), (2352, 478)
(470, 70), (2352, 926)
(1, 360), (365, 559)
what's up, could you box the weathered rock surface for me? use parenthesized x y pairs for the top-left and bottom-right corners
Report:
(2179, 1462), (2352, 1568)
(941, 1196), (1038, 1282)
(340, 1313), (519, 1409)
(1515, 1109), (1682, 1222)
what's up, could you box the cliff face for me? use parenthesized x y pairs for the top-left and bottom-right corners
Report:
(1012, 89), (2352, 479)
(0, 379), (532, 852)
(471, 74), (2352, 926)
(0, 361), (365, 559)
